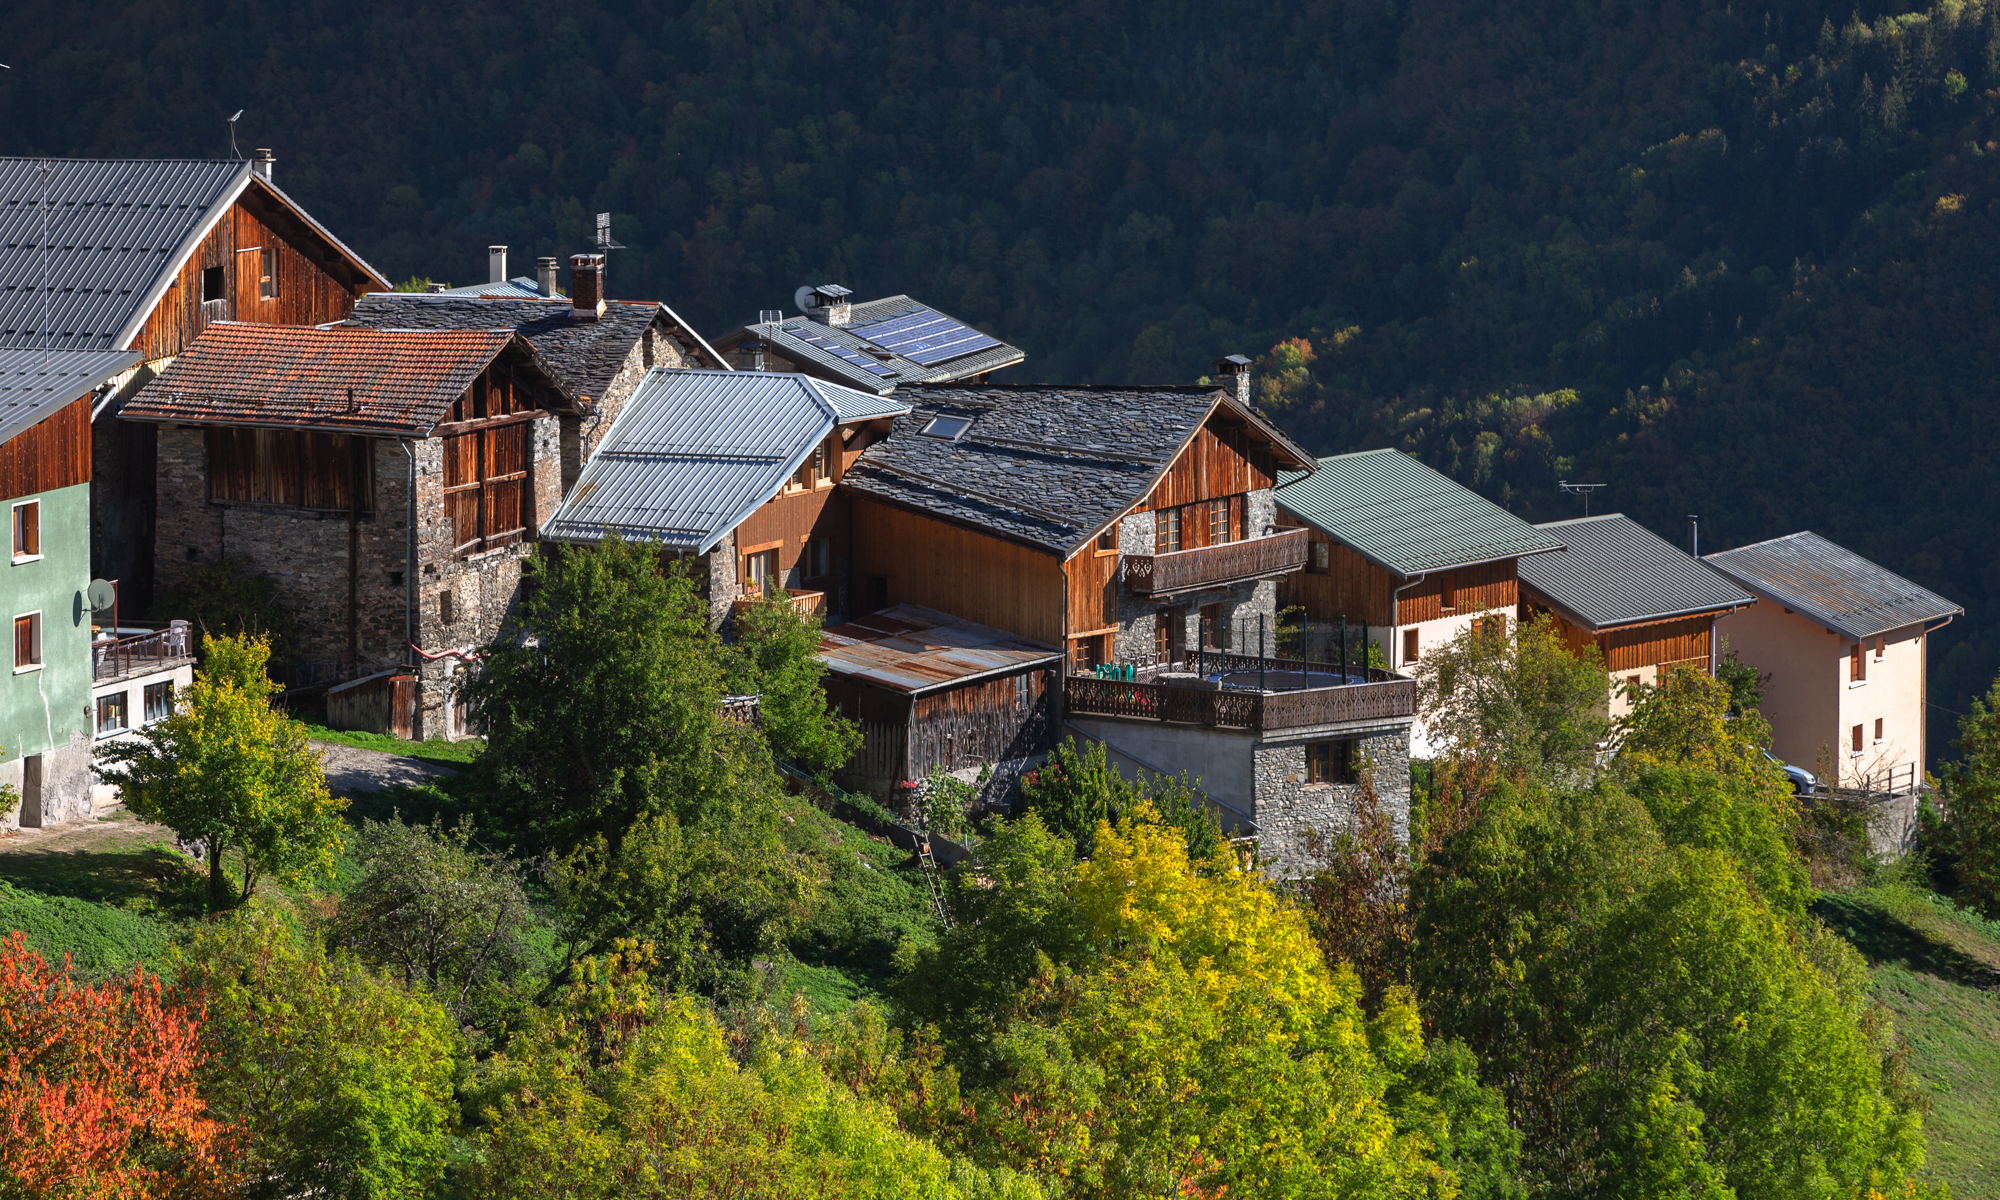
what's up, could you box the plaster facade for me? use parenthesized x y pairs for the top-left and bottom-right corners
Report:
(2, 482), (97, 828)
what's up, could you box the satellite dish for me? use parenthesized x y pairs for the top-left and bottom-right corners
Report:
(794, 285), (819, 314)
(86, 579), (116, 613)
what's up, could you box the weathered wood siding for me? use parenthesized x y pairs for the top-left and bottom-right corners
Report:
(1136, 416), (1276, 512)
(829, 668), (1056, 796)
(1274, 512), (1395, 625)
(735, 433), (849, 594)
(0, 396), (90, 501)
(1065, 546), (1121, 636)
(132, 189), (365, 361)
(1396, 558), (1518, 624)
(1520, 586), (1714, 673)
(849, 496), (1064, 644)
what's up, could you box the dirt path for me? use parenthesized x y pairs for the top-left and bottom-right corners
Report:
(311, 740), (459, 798)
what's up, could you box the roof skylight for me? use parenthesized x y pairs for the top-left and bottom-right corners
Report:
(920, 415), (972, 440)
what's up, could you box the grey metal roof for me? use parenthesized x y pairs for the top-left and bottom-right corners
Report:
(1704, 531), (1962, 641)
(345, 294), (728, 402)
(433, 276), (548, 298)
(818, 604), (1061, 695)
(542, 369), (909, 552)
(1516, 514), (1756, 630)
(842, 384), (1314, 557)
(0, 159), (387, 353)
(1275, 449), (1566, 577)
(0, 348), (139, 445)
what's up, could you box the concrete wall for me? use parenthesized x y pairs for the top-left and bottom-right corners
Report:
(89, 658), (196, 808)
(2, 481), (97, 827)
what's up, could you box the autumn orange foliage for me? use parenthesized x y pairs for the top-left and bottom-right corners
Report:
(0, 931), (234, 1197)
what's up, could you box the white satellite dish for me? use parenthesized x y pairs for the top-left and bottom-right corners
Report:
(86, 579), (116, 613)
(794, 285), (819, 314)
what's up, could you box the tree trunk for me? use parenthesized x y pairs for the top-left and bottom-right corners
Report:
(207, 839), (225, 911)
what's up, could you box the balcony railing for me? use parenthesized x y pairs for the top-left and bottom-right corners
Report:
(93, 624), (194, 683)
(1122, 527), (1309, 596)
(732, 588), (827, 620)
(1065, 662), (1415, 732)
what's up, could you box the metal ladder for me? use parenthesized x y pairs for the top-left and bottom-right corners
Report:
(916, 839), (953, 928)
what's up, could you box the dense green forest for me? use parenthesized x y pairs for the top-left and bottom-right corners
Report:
(2, 0), (1996, 741)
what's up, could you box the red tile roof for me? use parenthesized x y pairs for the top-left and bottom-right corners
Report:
(119, 322), (560, 435)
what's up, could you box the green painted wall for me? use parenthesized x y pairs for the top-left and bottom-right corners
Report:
(1, 482), (93, 766)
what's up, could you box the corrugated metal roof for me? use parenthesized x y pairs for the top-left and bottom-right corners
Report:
(0, 159), (387, 353)
(542, 368), (910, 552)
(1517, 514), (1756, 630)
(1275, 449), (1566, 577)
(0, 347), (139, 444)
(433, 277), (548, 298)
(1704, 531), (1962, 641)
(117, 323), (538, 435)
(818, 604), (1060, 694)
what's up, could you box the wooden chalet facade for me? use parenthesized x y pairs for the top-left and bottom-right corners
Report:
(121, 324), (572, 738)
(0, 155), (390, 613)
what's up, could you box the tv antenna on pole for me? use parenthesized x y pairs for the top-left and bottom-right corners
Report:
(1558, 480), (1607, 517)
(594, 212), (625, 251)
(227, 110), (244, 159)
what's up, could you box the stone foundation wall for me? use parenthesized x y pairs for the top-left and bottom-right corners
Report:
(1251, 723), (1412, 876)
(2, 734), (94, 830)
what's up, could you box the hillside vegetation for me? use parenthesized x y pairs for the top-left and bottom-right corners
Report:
(2, 0), (1995, 734)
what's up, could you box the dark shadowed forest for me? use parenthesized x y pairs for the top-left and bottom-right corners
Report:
(3, 0), (1996, 748)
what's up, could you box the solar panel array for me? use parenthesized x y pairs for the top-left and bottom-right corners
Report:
(852, 307), (1000, 366)
(786, 323), (893, 376)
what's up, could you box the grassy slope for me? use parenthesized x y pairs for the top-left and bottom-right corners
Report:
(1818, 885), (2000, 1197)
(780, 800), (941, 1013)
(0, 810), (204, 975)
(304, 723), (484, 765)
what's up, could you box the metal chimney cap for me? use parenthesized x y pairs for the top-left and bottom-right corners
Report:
(1217, 353), (1252, 369)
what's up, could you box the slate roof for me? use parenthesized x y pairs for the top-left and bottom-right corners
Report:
(713, 296), (1025, 394)
(0, 348), (140, 445)
(1275, 449), (1566, 577)
(1704, 531), (1962, 641)
(1515, 514), (1756, 630)
(116, 323), (555, 436)
(344, 293), (728, 402)
(818, 604), (1061, 695)
(840, 384), (1314, 557)
(542, 369), (909, 553)
(0, 158), (386, 352)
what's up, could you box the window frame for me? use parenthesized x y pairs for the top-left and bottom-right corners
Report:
(1873, 717), (1884, 744)
(1156, 507), (1183, 554)
(1305, 739), (1356, 786)
(1439, 573), (1457, 611)
(11, 500), (40, 563)
(742, 545), (781, 597)
(1851, 723), (1864, 754)
(96, 690), (129, 737)
(143, 681), (175, 725)
(200, 264), (226, 303)
(919, 415), (972, 440)
(1402, 628), (1419, 664)
(259, 245), (279, 300)
(1309, 538), (1330, 573)
(1850, 643), (1866, 683)
(13, 611), (42, 673)
(1096, 526), (1119, 555)
(805, 537), (833, 582)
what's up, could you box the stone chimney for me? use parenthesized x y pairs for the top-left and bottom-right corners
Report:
(488, 246), (508, 285)
(537, 257), (560, 298)
(801, 284), (853, 327)
(1215, 354), (1252, 406)
(570, 253), (606, 320)
(251, 148), (275, 184)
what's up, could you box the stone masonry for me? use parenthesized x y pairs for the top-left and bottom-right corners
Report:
(1109, 488), (1282, 665)
(1252, 723), (1412, 875)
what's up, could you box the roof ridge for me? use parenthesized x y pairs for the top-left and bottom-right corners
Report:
(1704, 529), (1820, 557)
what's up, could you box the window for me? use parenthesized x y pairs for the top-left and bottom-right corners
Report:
(813, 444), (831, 487)
(1156, 606), (1185, 660)
(208, 429), (374, 513)
(1874, 637), (1885, 661)
(1310, 539), (1330, 572)
(201, 265), (225, 302)
(743, 548), (779, 596)
(1157, 507), (1183, 554)
(1096, 527), (1118, 554)
(439, 590), (456, 625)
(1852, 724), (1864, 754)
(1200, 603), (1227, 651)
(259, 245), (278, 300)
(143, 681), (174, 724)
(441, 422), (530, 554)
(14, 612), (41, 671)
(807, 538), (833, 580)
(1874, 718), (1884, 744)
(1476, 614), (1506, 641)
(1440, 573), (1457, 611)
(1626, 674), (1642, 696)
(1306, 740), (1355, 785)
(96, 691), (128, 735)
(920, 415), (971, 440)
(11, 501), (38, 561)
(1071, 635), (1107, 673)
(1402, 628), (1419, 664)
(1207, 499), (1234, 545)
(1850, 643), (1865, 682)
(1013, 673), (1033, 712)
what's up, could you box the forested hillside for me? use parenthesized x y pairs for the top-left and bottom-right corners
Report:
(3, 0), (1996, 739)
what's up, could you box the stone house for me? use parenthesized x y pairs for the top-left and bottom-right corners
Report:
(0, 153), (390, 614)
(343, 253), (730, 494)
(837, 369), (1413, 872)
(1, 348), (140, 828)
(541, 368), (910, 631)
(120, 322), (574, 739)
(710, 285), (1025, 394)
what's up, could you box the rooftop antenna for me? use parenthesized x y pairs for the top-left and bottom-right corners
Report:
(594, 211), (625, 251)
(1558, 480), (1607, 517)
(227, 109), (244, 159)
(1688, 514), (1700, 557)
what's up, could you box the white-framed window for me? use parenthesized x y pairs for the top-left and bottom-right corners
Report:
(96, 690), (129, 736)
(11, 500), (40, 563)
(13, 611), (41, 672)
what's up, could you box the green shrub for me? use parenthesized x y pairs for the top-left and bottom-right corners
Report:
(0, 881), (171, 976)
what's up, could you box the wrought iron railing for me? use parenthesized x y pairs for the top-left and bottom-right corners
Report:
(92, 625), (193, 682)
(1122, 527), (1309, 596)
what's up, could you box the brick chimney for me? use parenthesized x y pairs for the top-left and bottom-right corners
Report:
(536, 257), (559, 298)
(1215, 354), (1252, 406)
(251, 148), (275, 184)
(488, 245), (508, 285)
(570, 253), (606, 321)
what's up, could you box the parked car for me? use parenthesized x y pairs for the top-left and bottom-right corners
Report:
(1764, 749), (1819, 795)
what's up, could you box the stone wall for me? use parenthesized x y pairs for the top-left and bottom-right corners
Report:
(1252, 722), (1412, 876)
(704, 530), (740, 634)
(2, 735), (94, 830)
(1107, 489), (1281, 664)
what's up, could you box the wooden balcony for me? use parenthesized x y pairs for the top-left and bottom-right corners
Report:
(1064, 664), (1414, 732)
(92, 625), (195, 684)
(1122, 527), (1309, 596)
(732, 588), (827, 620)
